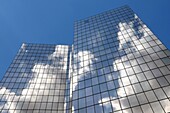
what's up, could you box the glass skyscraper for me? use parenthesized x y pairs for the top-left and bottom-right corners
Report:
(0, 5), (170, 113)
(0, 44), (71, 113)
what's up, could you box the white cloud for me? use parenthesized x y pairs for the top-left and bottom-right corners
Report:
(72, 50), (97, 91)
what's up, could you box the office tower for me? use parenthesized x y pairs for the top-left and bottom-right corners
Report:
(0, 44), (71, 113)
(0, 5), (170, 113)
(72, 6), (170, 113)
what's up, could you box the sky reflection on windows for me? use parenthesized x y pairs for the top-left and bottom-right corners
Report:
(72, 5), (170, 113)
(0, 5), (170, 113)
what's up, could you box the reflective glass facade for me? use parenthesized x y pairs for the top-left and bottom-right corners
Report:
(72, 6), (170, 113)
(0, 5), (170, 113)
(0, 44), (71, 113)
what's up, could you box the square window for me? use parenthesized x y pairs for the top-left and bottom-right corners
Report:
(107, 81), (115, 90)
(128, 95), (139, 107)
(124, 85), (134, 96)
(129, 75), (138, 84)
(160, 99), (170, 113)
(95, 104), (103, 113)
(151, 102), (165, 113)
(157, 51), (167, 58)
(93, 85), (100, 94)
(157, 77), (169, 87)
(85, 87), (93, 96)
(137, 93), (148, 104)
(152, 69), (163, 77)
(143, 55), (152, 62)
(136, 73), (146, 82)
(132, 83), (143, 93)
(136, 57), (145, 64)
(159, 66), (170, 75)
(87, 106), (95, 113)
(144, 71), (154, 79)
(119, 97), (130, 109)
(162, 57), (170, 65)
(154, 59), (164, 67)
(140, 81), (151, 91)
(86, 96), (94, 106)
(145, 91), (157, 102)
(154, 88), (166, 100)
(150, 53), (159, 60)
(100, 83), (108, 92)
(126, 68), (134, 75)
(133, 66), (142, 73)
(121, 77), (131, 86)
(147, 62), (157, 69)
(148, 79), (160, 89)
(92, 77), (99, 85)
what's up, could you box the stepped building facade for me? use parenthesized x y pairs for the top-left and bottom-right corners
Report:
(0, 6), (170, 113)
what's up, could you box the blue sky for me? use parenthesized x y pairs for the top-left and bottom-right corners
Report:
(0, 0), (170, 79)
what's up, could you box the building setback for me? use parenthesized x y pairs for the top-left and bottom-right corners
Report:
(0, 5), (170, 113)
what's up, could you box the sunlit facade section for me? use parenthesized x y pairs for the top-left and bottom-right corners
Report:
(0, 43), (71, 113)
(72, 6), (170, 113)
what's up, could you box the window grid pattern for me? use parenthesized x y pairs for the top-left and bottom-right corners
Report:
(72, 6), (170, 113)
(0, 5), (170, 113)
(0, 43), (71, 113)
